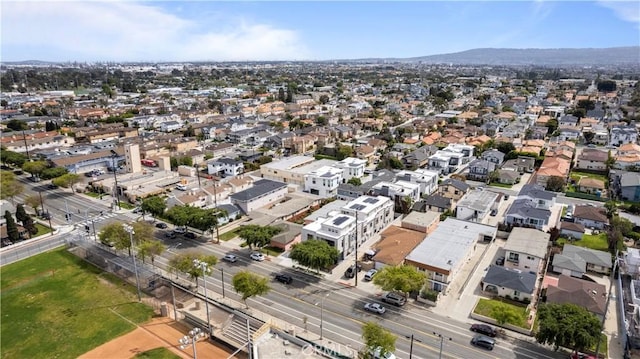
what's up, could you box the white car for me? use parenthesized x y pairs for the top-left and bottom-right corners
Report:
(172, 227), (187, 234)
(364, 269), (378, 281)
(370, 346), (396, 359)
(250, 252), (265, 261)
(223, 254), (238, 263)
(364, 302), (386, 314)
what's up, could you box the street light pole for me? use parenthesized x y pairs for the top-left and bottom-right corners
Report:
(123, 224), (142, 302)
(193, 259), (211, 336)
(434, 332), (452, 359)
(110, 150), (121, 211)
(315, 292), (330, 340)
(178, 327), (206, 359)
(221, 268), (226, 298)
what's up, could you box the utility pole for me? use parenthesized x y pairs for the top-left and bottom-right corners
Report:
(22, 130), (31, 161)
(354, 212), (358, 287)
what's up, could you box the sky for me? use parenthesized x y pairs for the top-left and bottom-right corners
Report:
(1, 1), (639, 62)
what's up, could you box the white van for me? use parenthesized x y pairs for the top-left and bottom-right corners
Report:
(176, 184), (187, 191)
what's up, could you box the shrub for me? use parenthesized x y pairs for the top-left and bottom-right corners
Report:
(420, 289), (439, 302)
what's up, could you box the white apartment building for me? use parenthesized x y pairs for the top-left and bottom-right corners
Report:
(302, 195), (394, 261)
(395, 169), (439, 196)
(610, 125), (639, 147)
(304, 166), (343, 198)
(301, 212), (357, 260)
(333, 157), (367, 181)
(260, 156), (334, 187)
(371, 180), (421, 204)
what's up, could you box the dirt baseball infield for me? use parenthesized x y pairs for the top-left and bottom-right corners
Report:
(79, 317), (243, 359)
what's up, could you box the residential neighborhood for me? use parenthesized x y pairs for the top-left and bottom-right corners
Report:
(2, 61), (640, 359)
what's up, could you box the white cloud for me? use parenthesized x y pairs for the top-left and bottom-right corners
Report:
(1, 1), (310, 61)
(597, 1), (640, 26)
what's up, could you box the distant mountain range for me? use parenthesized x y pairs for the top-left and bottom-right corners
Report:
(3, 47), (639, 67)
(399, 47), (640, 66)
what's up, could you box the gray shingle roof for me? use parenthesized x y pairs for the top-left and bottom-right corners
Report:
(519, 184), (556, 201)
(483, 266), (537, 293)
(441, 178), (470, 191)
(561, 244), (612, 269)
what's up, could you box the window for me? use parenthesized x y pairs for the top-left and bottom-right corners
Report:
(508, 253), (519, 262)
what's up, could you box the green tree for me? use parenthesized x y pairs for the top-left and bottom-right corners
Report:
(604, 201), (618, 218)
(536, 303), (601, 352)
(372, 265), (426, 296)
(347, 177), (362, 186)
(491, 302), (522, 326)
(545, 176), (565, 192)
(141, 196), (166, 220)
(0, 171), (23, 202)
(361, 322), (396, 358)
(232, 271), (271, 308)
(290, 239), (339, 273)
(137, 240), (166, 265)
(21, 160), (48, 179)
(237, 224), (282, 250)
(6, 119), (27, 131)
(169, 252), (218, 286)
(98, 222), (131, 253)
(132, 221), (155, 243)
(15, 204), (29, 225)
(605, 150), (616, 170)
(336, 145), (354, 161)
(4, 210), (19, 242)
(24, 195), (41, 214)
(40, 166), (68, 180)
(52, 173), (81, 193)
(496, 142), (516, 154)
(583, 131), (595, 144)
(0, 148), (27, 167)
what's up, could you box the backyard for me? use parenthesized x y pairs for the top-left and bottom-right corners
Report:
(473, 298), (530, 329)
(0, 248), (154, 359)
(558, 232), (609, 252)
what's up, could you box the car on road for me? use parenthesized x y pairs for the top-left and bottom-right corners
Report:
(470, 323), (497, 337)
(381, 292), (406, 307)
(250, 252), (265, 261)
(471, 334), (495, 350)
(363, 302), (386, 314)
(364, 269), (378, 281)
(173, 227), (187, 234)
(47, 183), (58, 190)
(223, 254), (238, 263)
(569, 352), (597, 359)
(184, 232), (197, 239)
(164, 231), (177, 239)
(369, 346), (396, 359)
(132, 207), (143, 214)
(275, 274), (293, 284)
(344, 264), (362, 278)
(155, 222), (168, 229)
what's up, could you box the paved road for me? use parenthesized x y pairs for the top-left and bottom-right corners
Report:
(141, 237), (567, 359)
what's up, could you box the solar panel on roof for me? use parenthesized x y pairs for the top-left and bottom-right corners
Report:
(333, 216), (348, 226)
(350, 204), (365, 210)
(364, 197), (379, 204)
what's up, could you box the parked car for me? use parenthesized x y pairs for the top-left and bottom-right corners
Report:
(490, 209), (498, 216)
(569, 352), (597, 359)
(381, 292), (406, 307)
(164, 231), (177, 239)
(364, 269), (378, 281)
(470, 323), (497, 337)
(223, 254), (238, 263)
(184, 232), (197, 239)
(364, 302), (386, 314)
(495, 256), (505, 266)
(344, 264), (362, 278)
(369, 346), (396, 359)
(173, 227), (187, 234)
(275, 274), (293, 284)
(471, 334), (495, 350)
(132, 207), (143, 214)
(155, 222), (168, 229)
(250, 252), (265, 261)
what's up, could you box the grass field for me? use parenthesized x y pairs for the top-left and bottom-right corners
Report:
(134, 347), (181, 359)
(0, 248), (154, 359)
(219, 228), (241, 242)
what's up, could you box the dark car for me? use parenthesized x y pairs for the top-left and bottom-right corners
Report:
(184, 232), (197, 239)
(155, 222), (168, 229)
(495, 257), (505, 266)
(471, 334), (495, 350)
(344, 264), (362, 278)
(164, 231), (177, 239)
(470, 324), (497, 337)
(275, 274), (293, 284)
